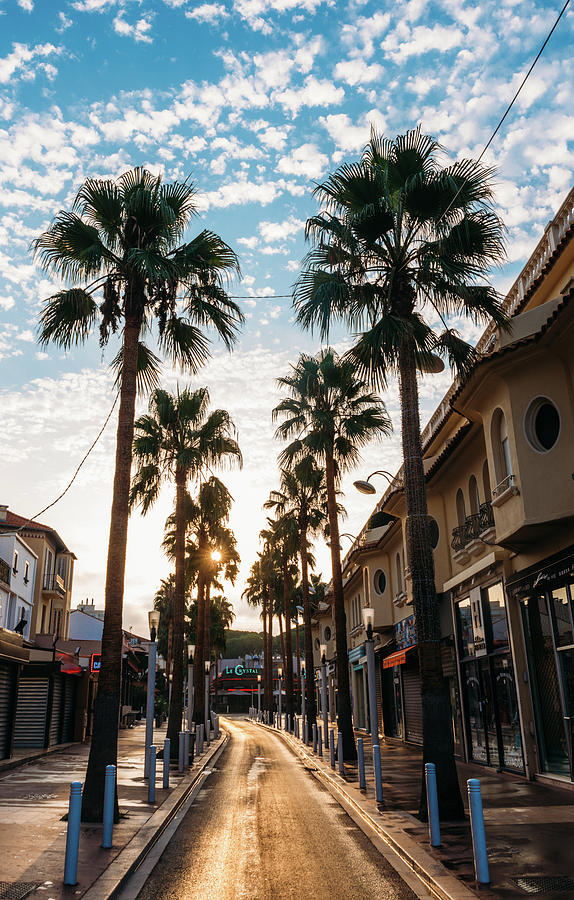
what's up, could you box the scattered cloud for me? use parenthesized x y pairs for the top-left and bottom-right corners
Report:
(113, 14), (153, 43)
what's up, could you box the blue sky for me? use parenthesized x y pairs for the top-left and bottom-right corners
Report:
(0, 0), (572, 636)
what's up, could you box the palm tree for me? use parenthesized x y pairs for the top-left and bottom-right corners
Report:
(273, 348), (390, 759)
(130, 387), (241, 750)
(35, 168), (242, 820)
(265, 458), (328, 727)
(243, 555), (272, 711)
(293, 127), (507, 818)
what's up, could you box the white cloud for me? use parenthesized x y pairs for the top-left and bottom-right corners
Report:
(258, 215), (303, 243)
(186, 3), (228, 23)
(382, 22), (464, 62)
(17, 0), (34, 11)
(319, 109), (386, 152)
(113, 14), (153, 43)
(333, 59), (383, 86)
(0, 42), (62, 84)
(275, 75), (344, 115)
(277, 142), (328, 178)
(0, 295), (15, 311)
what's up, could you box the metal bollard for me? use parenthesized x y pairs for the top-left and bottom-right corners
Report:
(373, 744), (383, 803)
(318, 725), (323, 757)
(468, 779), (490, 886)
(148, 745), (157, 804)
(358, 738), (366, 790)
(200, 723), (205, 753)
(330, 729), (336, 768)
(425, 763), (441, 847)
(63, 781), (82, 885)
(312, 723), (317, 753)
(102, 764), (115, 848)
(338, 732), (344, 775)
(178, 731), (185, 773)
(195, 724), (201, 757)
(163, 738), (170, 789)
(184, 730), (190, 769)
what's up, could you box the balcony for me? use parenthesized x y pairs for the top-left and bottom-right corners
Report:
(0, 558), (10, 587)
(451, 502), (496, 564)
(492, 473), (520, 508)
(42, 572), (65, 596)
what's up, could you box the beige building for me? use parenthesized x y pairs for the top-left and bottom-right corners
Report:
(0, 506), (76, 641)
(320, 185), (574, 785)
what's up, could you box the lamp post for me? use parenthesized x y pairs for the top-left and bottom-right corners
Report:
(277, 666), (282, 723)
(301, 662), (306, 740)
(353, 470), (397, 495)
(362, 607), (380, 749)
(145, 609), (160, 779)
(257, 673), (261, 718)
(187, 644), (195, 733)
(320, 643), (328, 751)
(204, 659), (210, 742)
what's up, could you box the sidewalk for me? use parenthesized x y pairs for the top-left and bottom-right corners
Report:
(258, 717), (574, 900)
(0, 722), (226, 900)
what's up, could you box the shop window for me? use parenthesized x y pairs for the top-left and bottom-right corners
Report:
(525, 396), (561, 453)
(456, 489), (466, 527)
(374, 569), (387, 595)
(482, 459), (491, 502)
(550, 587), (573, 648)
(457, 597), (474, 657)
(483, 582), (509, 650)
(469, 475), (480, 515)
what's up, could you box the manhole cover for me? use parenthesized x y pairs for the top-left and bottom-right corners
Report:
(513, 876), (574, 894)
(0, 884), (40, 900)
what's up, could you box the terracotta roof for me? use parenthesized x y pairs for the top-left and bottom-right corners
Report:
(0, 510), (73, 555)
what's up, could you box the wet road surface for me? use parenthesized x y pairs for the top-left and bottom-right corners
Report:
(138, 716), (418, 900)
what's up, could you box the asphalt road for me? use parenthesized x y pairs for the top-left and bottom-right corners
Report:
(138, 717), (418, 900)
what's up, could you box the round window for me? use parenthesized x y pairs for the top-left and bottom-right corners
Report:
(324, 626), (332, 642)
(373, 569), (387, 595)
(525, 397), (560, 452)
(428, 516), (439, 550)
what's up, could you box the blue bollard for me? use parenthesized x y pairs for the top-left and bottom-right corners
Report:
(425, 763), (441, 847)
(338, 732), (344, 775)
(163, 738), (170, 789)
(468, 779), (490, 886)
(318, 725), (323, 757)
(313, 723), (317, 753)
(148, 746), (157, 803)
(330, 729), (336, 769)
(373, 744), (383, 803)
(195, 724), (201, 756)
(358, 738), (366, 790)
(178, 731), (185, 773)
(63, 781), (82, 885)
(184, 730), (190, 769)
(102, 765), (115, 848)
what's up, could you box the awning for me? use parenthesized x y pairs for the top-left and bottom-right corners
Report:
(56, 651), (83, 675)
(383, 644), (417, 669)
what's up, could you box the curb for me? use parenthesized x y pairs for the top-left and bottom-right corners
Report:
(82, 732), (229, 900)
(251, 720), (476, 900)
(0, 741), (78, 774)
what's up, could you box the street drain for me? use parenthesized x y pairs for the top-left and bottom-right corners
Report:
(0, 883), (40, 900)
(513, 876), (574, 894)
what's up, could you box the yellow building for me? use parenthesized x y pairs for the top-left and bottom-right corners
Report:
(333, 185), (574, 785)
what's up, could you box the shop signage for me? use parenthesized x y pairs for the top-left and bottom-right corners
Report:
(90, 653), (101, 673)
(506, 547), (574, 597)
(395, 615), (416, 649)
(223, 664), (261, 677)
(470, 587), (487, 658)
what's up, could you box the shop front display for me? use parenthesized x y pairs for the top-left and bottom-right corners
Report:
(455, 581), (524, 772)
(381, 615), (421, 744)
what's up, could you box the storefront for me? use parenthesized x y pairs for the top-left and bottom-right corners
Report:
(506, 545), (574, 780)
(381, 615), (422, 744)
(348, 646), (367, 730)
(454, 580), (524, 772)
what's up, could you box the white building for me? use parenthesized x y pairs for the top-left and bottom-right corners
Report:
(0, 533), (37, 640)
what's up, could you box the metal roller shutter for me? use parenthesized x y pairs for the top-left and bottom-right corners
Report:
(403, 666), (423, 745)
(14, 677), (49, 748)
(49, 677), (63, 746)
(61, 677), (76, 743)
(375, 660), (383, 740)
(0, 662), (16, 758)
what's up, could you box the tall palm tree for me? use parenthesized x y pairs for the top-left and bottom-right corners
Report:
(243, 555), (272, 711)
(293, 127), (507, 818)
(265, 458), (328, 727)
(130, 387), (241, 750)
(35, 169), (242, 820)
(273, 348), (390, 759)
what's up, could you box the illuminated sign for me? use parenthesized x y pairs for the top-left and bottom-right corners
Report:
(223, 665), (261, 677)
(90, 653), (101, 673)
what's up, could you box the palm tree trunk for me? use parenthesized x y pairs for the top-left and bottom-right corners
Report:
(82, 311), (141, 821)
(278, 613), (286, 672)
(300, 524), (316, 726)
(267, 602), (273, 712)
(283, 565), (294, 723)
(261, 599), (269, 711)
(295, 610), (301, 713)
(166, 618), (173, 693)
(398, 340), (464, 820)
(204, 579), (211, 717)
(193, 565), (206, 724)
(325, 450), (356, 760)
(166, 467), (186, 750)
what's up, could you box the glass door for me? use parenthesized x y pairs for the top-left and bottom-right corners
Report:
(463, 660), (490, 765)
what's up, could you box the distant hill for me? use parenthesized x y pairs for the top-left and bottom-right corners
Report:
(224, 627), (304, 659)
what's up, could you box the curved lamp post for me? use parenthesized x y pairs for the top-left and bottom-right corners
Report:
(277, 665), (282, 721)
(145, 609), (160, 778)
(204, 659), (210, 742)
(362, 607), (380, 749)
(257, 673), (262, 718)
(353, 470), (397, 495)
(320, 643), (328, 751)
(187, 643), (195, 732)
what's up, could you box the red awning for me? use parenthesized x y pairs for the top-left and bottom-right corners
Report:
(56, 651), (83, 675)
(383, 644), (417, 669)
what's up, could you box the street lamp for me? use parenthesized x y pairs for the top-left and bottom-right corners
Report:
(353, 470), (397, 495)
(277, 666), (282, 722)
(362, 607), (380, 748)
(320, 643), (328, 751)
(301, 662), (306, 739)
(145, 609), (160, 778)
(257, 673), (262, 718)
(187, 643), (195, 732)
(204, 659), (211, 744)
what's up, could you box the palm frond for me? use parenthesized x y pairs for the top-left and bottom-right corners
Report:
(38, 288), (99, 349)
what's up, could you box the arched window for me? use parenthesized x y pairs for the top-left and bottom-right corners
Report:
(482, 459), (491, 502)
(491, 408), (512, 485)
(469, 475), (480, 515)
(456, 488), (466, 527)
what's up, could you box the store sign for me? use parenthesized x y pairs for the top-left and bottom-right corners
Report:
(470, 587), (487, 657)
(223, 665), (261, 677)
(395, 614), (416, 650)
(507, 548), (574, 597)
(90, 653), (101, 673)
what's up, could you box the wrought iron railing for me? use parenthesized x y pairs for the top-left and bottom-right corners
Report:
(492, 474), (516, 499)
(0, 557), (10, 586)
(42, 572), (65, 593)
(451, 502), (495, 551)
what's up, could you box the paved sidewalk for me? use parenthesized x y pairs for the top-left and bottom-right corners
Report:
(0, 722), (224, 900)
(260, 717), (574, 900)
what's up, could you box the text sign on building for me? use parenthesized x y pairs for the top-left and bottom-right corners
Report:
(395, 614), (416, 649)
(223, 664), (261, 677)
(90, 653), (101, 673)
(470, 587), (487, 657)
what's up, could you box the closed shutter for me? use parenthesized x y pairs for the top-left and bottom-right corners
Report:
(61, 677), (76, 743)
(49, 677), (63, 746)
(0, 662), (16, 758)
(14, 678), (49, 748)
(403, 665), (423, 745)
(375, 658), (383, 740)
